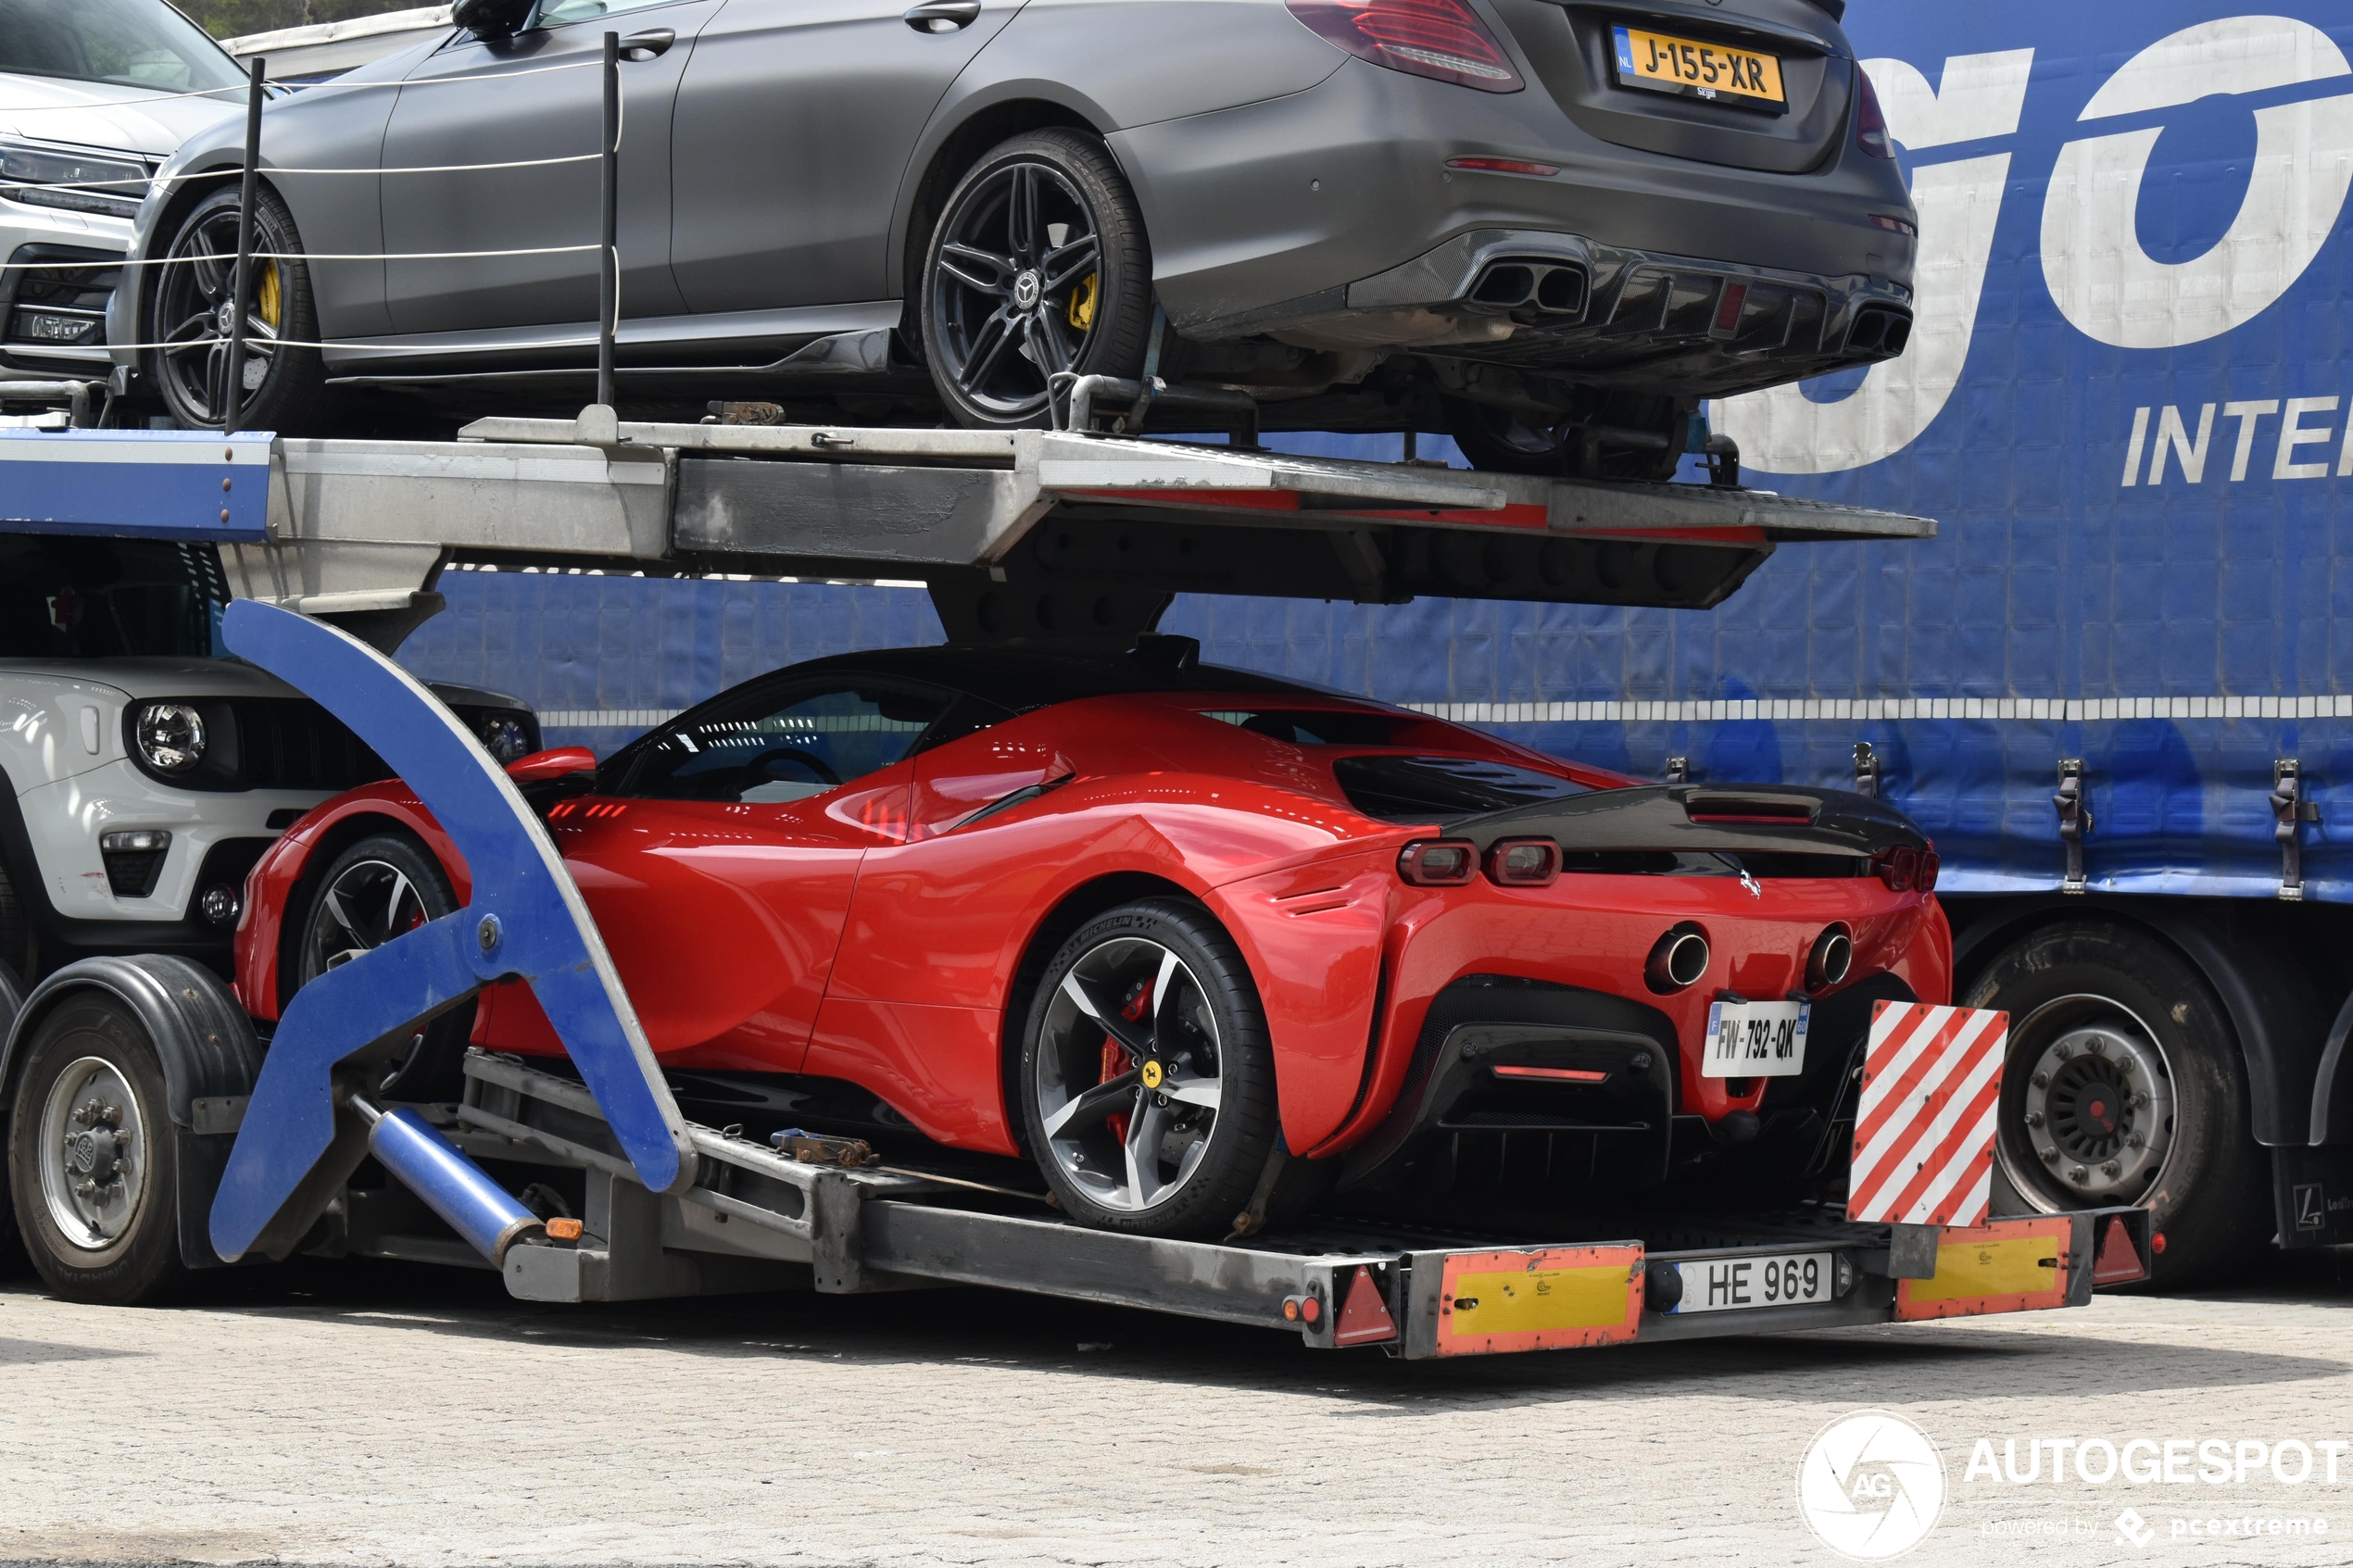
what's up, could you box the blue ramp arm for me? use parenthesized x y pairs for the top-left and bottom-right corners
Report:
(208, 601), (695, 1263)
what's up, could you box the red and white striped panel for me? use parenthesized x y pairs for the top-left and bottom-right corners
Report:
(1849, 1002), (2008, 1228)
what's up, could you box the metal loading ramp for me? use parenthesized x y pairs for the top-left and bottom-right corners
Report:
(3, 409), (1934, 642)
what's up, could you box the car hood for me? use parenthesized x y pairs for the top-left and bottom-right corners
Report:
(0, 71), (243, 160)
(0, 656), (296, 699)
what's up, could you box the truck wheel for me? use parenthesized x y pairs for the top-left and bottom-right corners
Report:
(920, 129), (1152, 430)
(6, 994), (188, 1304)
(1017, 899), (1280, 1237)
(290, 833), (471, 1101)
(1967, 920), (2267, 1286)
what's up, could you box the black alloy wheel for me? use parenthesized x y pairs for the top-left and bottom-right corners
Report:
(920, 129), (1151, 429)
(150, 185), (330, 433)
(291, 834), (472, 1101)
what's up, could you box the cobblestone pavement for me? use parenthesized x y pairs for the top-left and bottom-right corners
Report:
(3, 1253), (2351, 1568)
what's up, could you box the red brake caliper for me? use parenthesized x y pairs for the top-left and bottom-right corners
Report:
(1101, 981), (1151, 1146)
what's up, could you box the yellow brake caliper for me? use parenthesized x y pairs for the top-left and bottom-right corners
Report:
(257, 260), (283, 331)
(1067, 271), (1098, 332)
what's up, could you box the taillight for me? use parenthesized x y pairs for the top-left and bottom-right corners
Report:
(1398, 838), (1478, 885)
(1284, 0), (1525, 94)
(1484, 837), (1561, 886)
(1873, 846), (1920, 892)
(1918, 845), (1940, 893)
(1856, 67), (1895, 159)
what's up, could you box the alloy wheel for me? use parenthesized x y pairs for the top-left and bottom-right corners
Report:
(928, 160), (1104, 421)
(1033, 935), (1225, 1213)
(153, 204), (282, 429)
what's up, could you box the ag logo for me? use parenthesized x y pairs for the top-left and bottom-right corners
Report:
(1797, 1410), (1946, 1561)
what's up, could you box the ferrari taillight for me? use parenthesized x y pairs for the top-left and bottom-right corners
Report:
(1856, 68), (1895, 159)
(1284, 0), (1525, 94)
(1398, 838), (1478, 885)
(1918, 844), (1940, 893)
(1872, 845), (1920, 892)
(1484, 838), (1561, 886)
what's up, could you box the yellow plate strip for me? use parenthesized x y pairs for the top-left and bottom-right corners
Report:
(1448, 1264), (1629, 1334)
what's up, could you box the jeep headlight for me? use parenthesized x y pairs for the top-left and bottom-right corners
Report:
(133, 702), (207, 772)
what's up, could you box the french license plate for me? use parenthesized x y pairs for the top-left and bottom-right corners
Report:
(1702, 997), (1810, 1077)
(1611, 24), (1788, 111)
(1669, 1251), (1833, 1313)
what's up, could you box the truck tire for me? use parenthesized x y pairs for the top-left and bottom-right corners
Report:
(1967, 920), (2266, 1286)
(6, 992), (189, 1304)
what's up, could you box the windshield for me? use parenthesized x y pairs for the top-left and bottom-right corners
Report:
(0, 0), (245, 94)
(0, 535), (228, 659)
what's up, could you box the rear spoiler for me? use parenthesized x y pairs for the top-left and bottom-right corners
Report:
(1452, 784), (1927, 859)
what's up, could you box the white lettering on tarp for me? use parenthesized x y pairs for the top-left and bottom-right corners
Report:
(1713, 51), (2032, 474)
(2276, 396), (2339, 478)
(2042, 17), (2353, 350)
(2121, 397), (2353, 485)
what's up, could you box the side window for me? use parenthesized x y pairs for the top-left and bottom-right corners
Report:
(532, 0), (686, 28)
(623, 680), (956, 804)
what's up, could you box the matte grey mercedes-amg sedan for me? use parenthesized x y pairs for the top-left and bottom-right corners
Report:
(110, 0), (1915, 473)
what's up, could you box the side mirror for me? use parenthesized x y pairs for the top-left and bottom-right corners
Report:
(452, 0), (536, 39)
(506, 746), (598, 783)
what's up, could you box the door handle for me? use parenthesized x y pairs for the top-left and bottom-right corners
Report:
(620, 27), (675, 59)
(904, 0), (981, 31)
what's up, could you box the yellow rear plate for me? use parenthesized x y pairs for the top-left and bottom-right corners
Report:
(1436, 1245), (1643, 1354)
(1611, 24), (1787, 112)
(1896, 1216), (2073, 1321)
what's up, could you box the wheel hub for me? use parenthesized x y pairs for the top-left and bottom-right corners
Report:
(2018, 1021), (2172, 1201)
(216, 301), (237, 334)
(38, 1060), (145, 1250)
(1013, 270), (1042, 311)
(1036, 935), (1224, 1213)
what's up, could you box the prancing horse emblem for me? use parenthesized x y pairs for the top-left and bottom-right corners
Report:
(1741, 868), (1762, 899)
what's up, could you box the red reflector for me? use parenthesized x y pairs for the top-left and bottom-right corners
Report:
(1712, 282), (1748, 334)
(2150, 1230), (2167, 1255)
(1399, 838), (1477, 885)
(1445, 156), (1560, 177)
(1868, 212), (1918, 236)
(2092, 1215), (2146, 1286)
(1301, 1294), (1323, 1323)
(1284, 0), (1526, 94)
(1491, 1064), (1608, 1083)
(1334, 1264), (1400, 1346)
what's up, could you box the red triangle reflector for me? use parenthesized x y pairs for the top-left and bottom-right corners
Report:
(1333, 1264), (1398, 1347)
(2092, 1215), (2146, 1286)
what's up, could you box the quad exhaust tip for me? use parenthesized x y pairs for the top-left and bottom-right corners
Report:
(1845, 306), (1912, 357)
(1466, 257), (1589, 320)
(1646, 924), (1710, 994)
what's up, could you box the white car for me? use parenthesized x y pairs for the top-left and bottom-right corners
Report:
(2, 0), (246, 383)
(0, 531), (537, 982)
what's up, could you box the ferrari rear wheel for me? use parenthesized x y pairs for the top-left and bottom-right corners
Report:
(290, 833), (471, 1102)
(920, 129), (1152, 429)
(1018, 899), (1279, 1236)
(150, 184), (331, 433)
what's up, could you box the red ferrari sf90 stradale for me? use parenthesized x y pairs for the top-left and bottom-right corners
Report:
(236, 640), (1947, 1237)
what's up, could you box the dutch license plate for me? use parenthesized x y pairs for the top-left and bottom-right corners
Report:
(1702, 997), (1810, 1077)
(1611, 24), (1787, 111)
(1669, 1251), (1834, 1313)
